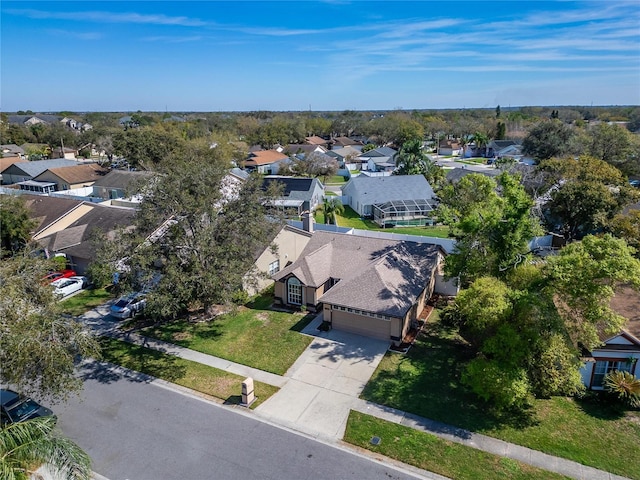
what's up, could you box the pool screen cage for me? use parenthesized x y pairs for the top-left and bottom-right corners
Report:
(372, 199), (436, 227)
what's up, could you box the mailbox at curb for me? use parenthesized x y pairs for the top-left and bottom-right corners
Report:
(241, 377), (255, 407)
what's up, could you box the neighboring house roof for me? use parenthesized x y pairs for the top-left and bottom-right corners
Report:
(332, 136), (363, 147)
(91, 169), (154, 189)
(284, 144), (327, 155)
(439, 140), (460, 149)
(262, 176), (323, 201)
(305, 136), (328, 146)
(342, 174), (435, 204)
(1, 159), (79, 178)
(245, 150), (289, 166)
(445, 168), (502, 183)
(362, 146), (398, 158)
(7, 114), (62, 125)
(1, 144), (25, 156)
(488, 140), (518, 150)
(609, 284), (640, 341)
(229, 167), (250, 181)
(273, 231), (442, 318)
(327, 146), (361, 160)
(37, 204), (136, 260)
(34, 163), (108, 185)
(0, 156), (26, 171)
(22, 194), (85, 235)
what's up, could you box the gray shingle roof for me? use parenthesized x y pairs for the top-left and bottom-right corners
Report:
(91, 169), (154, 189)
(2, 159), (79, 178)
(273, 231), (442, 318)
(342, 174), (435, 204)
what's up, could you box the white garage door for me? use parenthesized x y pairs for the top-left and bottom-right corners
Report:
(332, 311), (390, 340)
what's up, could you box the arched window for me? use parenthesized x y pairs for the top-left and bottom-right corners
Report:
(287, 277), (302, 305)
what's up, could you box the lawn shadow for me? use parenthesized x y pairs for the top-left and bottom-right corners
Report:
(290, 313), (316, 332)
(361, 322), (537, 432)
(574, 392), (627, 421)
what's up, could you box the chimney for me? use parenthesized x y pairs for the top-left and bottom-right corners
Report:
(301, 211), (314, 233)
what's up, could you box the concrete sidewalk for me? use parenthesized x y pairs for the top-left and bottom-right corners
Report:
(80, 305), (631, 480)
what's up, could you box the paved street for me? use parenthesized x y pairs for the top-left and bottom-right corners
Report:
(57, 361), (430, 480)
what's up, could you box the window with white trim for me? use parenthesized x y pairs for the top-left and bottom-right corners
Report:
(268, 260), (280, 276)
(592, 360), (632, 387)
(287, 277), (302, 305)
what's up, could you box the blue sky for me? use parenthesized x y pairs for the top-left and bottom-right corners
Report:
(2, 1), (639, 112)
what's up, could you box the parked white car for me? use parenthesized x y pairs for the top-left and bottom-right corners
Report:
(110, 292), (147, 319)
(51, 276), (86, 298)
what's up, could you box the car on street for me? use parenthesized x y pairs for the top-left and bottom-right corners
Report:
(1, 389), (55, 426)
(42, 269), (77, 284)
(51, 276), (87, 298)
(110, 292), (147, 319)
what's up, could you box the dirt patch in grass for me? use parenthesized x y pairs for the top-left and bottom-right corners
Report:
(172, 331), (193, 341)
(255, 312), (270, 325)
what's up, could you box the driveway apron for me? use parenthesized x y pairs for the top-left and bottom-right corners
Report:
(255, 316), (389, 439)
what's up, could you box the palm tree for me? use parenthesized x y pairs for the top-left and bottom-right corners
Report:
(0, 416), (92, 480)
(472, 132), (489, 158)
(318, 198), (344, 225)
(604, 370), (640, 407)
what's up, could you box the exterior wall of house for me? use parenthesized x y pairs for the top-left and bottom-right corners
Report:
(1, 166), (33, 184)
(246, 227), (312, 296)
(580, 334), (640, 389)
(33, 204), (93, 240)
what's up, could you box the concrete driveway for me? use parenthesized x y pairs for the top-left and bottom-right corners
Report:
(255, 315), (389, 440)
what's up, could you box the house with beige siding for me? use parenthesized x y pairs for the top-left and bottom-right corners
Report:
(245, 224), (313, 296)
(272, 230), (448, 345)
(33, 163), (108, 191)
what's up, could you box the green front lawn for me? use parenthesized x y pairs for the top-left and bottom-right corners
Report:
(335, 205), (450, 238)
(345, 412), (570, 480)
(324, 174), (349, 185)
(141, 292), (314, 375)
(99, 337), (278, 407)
(361, 314), (640, 479)
(60, 287), (115, 316)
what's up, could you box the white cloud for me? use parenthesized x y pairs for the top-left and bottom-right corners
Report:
(5, 9), (207, 27)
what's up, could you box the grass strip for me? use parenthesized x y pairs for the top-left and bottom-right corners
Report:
(99, 337), (278, 408)
(344, 411), (571, 480)
(361, 315), (640, 479)
(142, 297), (314, 376)
(60, 288), (114, 316)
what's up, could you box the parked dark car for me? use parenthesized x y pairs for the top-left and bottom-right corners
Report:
(0, 389), (55, 426)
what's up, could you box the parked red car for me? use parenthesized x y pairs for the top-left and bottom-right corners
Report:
(42, 269), (77, 284)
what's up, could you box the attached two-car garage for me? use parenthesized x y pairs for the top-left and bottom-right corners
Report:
(328, 308), (392, 341)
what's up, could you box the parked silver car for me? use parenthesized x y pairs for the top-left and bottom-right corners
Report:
(110, 292), (147, 319)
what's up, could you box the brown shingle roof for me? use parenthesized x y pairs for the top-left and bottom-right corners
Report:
(610, 284), (640, 340)
(273, 231), (442, 318)
(0, 156), (26, 172)
(40, 163), (107, 184)
(305, 136), (328, 146)
(245, 150), (289, 166)
(23, 194), (85, 234)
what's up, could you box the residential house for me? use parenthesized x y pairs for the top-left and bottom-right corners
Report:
(51, 147), (78, 159)
(284, 144), (328, 158)
(262, 176), (325, 216)
(8, 114), (62, 126)
(342, 174), (437, 227)
(438, 139), (461, 156)
(445, 167), (502, 183)
(326, 146), (362, 170)
(0, 157), (26, 183)
(92, 169), (154, 200)
(33, 201), (136, 274)
(0, 159), (79, 185)
(33, 163), (108, 191)
(330, 136), (364, 151)
(305, 136), (329, 148)
(485, 140), (519, 158)
(1, 144), (25, 159)
(244, 150), (290, 174)
(358, 146), (398, 172)
(272, 230), (448, 345)
(245, 224), (313, 296)
(580, 285), (640, 389)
